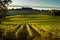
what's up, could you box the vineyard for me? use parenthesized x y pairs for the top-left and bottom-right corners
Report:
(0, 15), (60, 40)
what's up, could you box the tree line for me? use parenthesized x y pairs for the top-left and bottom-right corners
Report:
(10, 8), (60, 16)
(48, 10), (60, 16)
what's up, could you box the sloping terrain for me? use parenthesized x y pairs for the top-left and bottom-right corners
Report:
(0, 15), (60, 40)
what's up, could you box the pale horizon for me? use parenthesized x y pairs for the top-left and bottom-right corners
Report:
(8, 5), (60, 10)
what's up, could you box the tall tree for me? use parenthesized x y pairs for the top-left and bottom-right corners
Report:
(0, 0), (12, 19)
(48, 10), (55, 16)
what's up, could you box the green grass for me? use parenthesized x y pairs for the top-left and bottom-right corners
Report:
(0, 15), (60, 40)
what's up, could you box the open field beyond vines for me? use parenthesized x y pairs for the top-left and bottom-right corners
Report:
(0, 15), (60, 40)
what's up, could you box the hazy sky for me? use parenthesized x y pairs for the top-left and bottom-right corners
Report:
(10, 0), (60, 7)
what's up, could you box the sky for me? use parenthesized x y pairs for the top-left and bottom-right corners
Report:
(10, 0), (60, 7)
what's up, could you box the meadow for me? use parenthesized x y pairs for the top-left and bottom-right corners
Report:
(0, 15), (60, 40)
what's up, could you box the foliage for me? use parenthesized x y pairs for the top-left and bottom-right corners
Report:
(0, 0), (12, 19)
(48, 10), (55, 16)
(48, 10), (60, 16)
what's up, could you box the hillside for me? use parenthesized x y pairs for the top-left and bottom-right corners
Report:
(0, 15), (60, 40)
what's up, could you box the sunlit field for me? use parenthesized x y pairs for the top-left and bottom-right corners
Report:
(0, 15), (60, 40)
